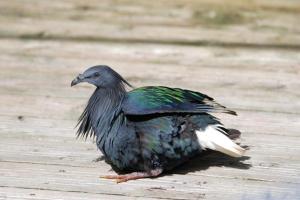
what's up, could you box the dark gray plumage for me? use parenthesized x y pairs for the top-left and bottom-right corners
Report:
(71, 65), (245, 182)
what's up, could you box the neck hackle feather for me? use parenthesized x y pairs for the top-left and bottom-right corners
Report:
(76, 78), (131, 140)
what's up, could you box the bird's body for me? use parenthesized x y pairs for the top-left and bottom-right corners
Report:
(71, 66), (245, 182)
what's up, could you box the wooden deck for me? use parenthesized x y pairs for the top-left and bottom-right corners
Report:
(0, 0), (300, 199)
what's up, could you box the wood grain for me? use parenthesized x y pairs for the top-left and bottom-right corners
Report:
(0, 1), (300, 199)
(0, 0), (300, 47)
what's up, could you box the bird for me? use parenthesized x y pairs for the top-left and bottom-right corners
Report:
(71, 65), (245, 183)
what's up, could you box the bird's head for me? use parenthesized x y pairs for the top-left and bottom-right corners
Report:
(71, 65), (131, 88)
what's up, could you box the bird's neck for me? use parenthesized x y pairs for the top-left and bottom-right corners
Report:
(92, 86), (126, 156)
(92, 86), (125, 132)
(77, 85), (126, 141)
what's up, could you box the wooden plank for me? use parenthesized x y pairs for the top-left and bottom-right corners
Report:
(0, 1), (300, 198)
(0, 39), (299, 115)
(1, 110), (300, 138)
(0, 117), (299, 188)
(0, 137), (299, 184)
(0, 161), (298, 200)
(1, 92), (300, 122)
(0, 79), (299, 195)
(1, 110), (299, 199)
(0, 187), (159, 200)
(1, 126), (300, 165)
(0, 0), (300, 47)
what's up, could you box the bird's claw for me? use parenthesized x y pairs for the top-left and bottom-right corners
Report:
(100, 175), (121, 179)
(99, 175), (130, 183)
(100, 169), (162, 183)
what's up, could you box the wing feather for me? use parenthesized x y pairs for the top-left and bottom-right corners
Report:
(122, 86), (236, 116)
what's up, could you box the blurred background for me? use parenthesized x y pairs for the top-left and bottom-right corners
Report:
(0, 0), (299, 200)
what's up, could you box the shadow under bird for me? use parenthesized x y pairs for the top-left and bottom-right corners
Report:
(71, 65), (245, 183)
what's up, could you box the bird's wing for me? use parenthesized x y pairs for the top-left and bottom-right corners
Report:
(122, 86), (236, 115)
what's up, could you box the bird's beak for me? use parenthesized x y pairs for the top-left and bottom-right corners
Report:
(71, 74), (85, 87)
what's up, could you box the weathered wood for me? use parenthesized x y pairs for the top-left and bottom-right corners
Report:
(0, 1), (300, 199)
(0, 160), (299, 200)
(0, 42), (299, 199)
(0, 0), (300, 47)
(0, 40), (300, 199)
(0, 187), (160, 200)
(1, 130), (299, 181)
(0, 39), (299, 116)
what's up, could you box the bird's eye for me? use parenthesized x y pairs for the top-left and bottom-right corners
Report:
(94, 72), (100, 77)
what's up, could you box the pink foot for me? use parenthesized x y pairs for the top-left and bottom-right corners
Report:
(100, 169), (162, 183)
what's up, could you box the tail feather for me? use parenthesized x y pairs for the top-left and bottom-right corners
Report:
(196, 126), (245, 157)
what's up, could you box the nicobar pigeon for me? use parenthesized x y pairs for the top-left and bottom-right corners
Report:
(71, 65), (245, 183)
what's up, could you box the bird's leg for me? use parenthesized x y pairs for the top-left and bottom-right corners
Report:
(100, 168), (163, 183)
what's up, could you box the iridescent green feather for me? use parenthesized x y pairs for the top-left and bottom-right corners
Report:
(122, 86), (236, 115)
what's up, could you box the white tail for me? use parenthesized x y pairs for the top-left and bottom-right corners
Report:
(196, 125), (245, 157)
